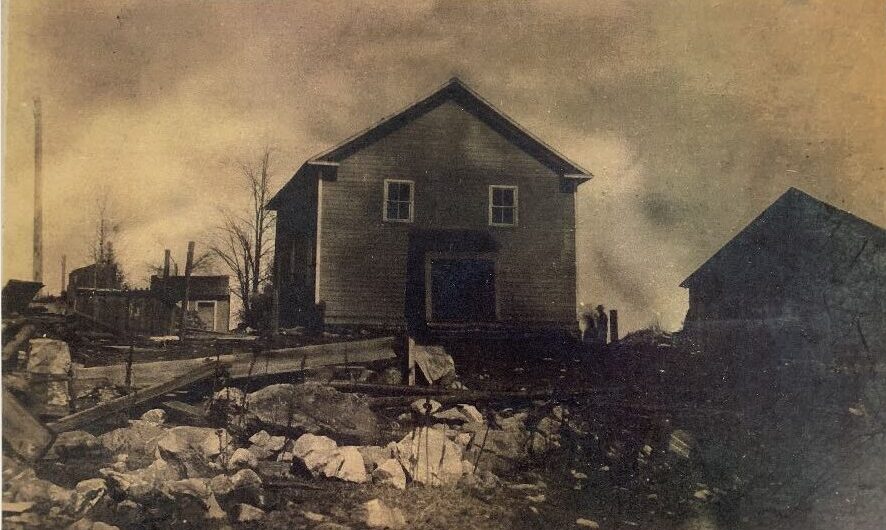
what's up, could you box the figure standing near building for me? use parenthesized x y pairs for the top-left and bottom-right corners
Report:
(594, 305), (609, 348)
(580, 307), (596, 349)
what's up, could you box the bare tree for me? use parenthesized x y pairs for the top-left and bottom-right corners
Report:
(87, 191), (125, 288)
(208, 147), (276, 327)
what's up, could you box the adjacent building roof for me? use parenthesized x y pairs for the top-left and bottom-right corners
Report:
(150, 275), (230, 302)
(268, 77), (592, 209)
(680, 187), (886, 290)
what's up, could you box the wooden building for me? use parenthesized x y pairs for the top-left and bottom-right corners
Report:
(65, 266), (231, 334)
(681, 187), (885, 361)
(269, 78), (592, 333)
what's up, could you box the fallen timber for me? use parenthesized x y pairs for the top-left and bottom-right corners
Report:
(48, 361), (224, 433)
(73, 336), (397, 388)
(2, 388), (56, 461)
(367, 387), (614, 408)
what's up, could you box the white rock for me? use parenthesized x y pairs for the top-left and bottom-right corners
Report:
(249, 430), (271, 446)
(322, 446), (368, 483)
(234, 503), (265, 522)
(396, 427), (464, 486)
(230, 468), (262, 490)
(361, 498), (406, 529)
(576, 518), (600, 528)
(292, 434), (337, 459)
(139, 409), (166, 425)
(301, 510), (326, 522)
(372, 459), (407, 490)
(227, 448), (258, 470)
(410, 399), (442, 415)
(27, 339), (71, 374)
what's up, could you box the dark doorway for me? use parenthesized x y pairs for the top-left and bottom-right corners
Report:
(429, 259), (496, 322)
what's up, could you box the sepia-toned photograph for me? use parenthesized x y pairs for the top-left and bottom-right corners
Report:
(1, 1), (884, 529)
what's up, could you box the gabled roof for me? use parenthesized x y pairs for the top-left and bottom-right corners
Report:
(268, 77), (592, 209)
(680, 187), (886, 289)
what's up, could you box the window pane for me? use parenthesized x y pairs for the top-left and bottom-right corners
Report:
(500, 189), (514, 207)
(500, 207), (514, 224)
(386, 201), (398, 220)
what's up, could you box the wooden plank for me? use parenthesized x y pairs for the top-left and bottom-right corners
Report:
(2, 324), (36, 361)
(2, 388), (55, 461)
(73, 336), (397, 388)
(162, 400), (208, 426)
(48, 360), (223, 433)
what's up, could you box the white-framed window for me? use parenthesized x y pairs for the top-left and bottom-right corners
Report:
(488, 185), (518, 226)
(383, 179), (414, 222)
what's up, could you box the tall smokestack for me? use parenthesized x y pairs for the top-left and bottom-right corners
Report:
(33, 98), (43, 283)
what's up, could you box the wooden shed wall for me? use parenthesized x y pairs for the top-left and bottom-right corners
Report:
(317, 100), (578, 327)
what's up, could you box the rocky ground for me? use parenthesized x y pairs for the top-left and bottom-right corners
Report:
(3, 328), (885, 530)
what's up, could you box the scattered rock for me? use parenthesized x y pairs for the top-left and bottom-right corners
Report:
(435, 404), (483, 423)
(293, 434), (338, 473)
(228, 448), (259, 471)
(140, 409), (166, 425)
(576, 518), (600, 528)
(410, 398), (442, 415)
(66, 519), (120, 530)
(230, 467), (262, 487)
(51, 430), (104, 459)
(358, 444), (395, 472)
(101, 458), (180, 504)
(321, 446), (368, 483)
(302, 510), (326, 522)
(372, 458), (407, 490)
(360, 498), (407, 529)
(233, 503), (265, 522)
(115, 500), (146, 526)
(526, 494), (546, 503)
(244, 383), (379, 442)
(72, 478), (108, 516)
(693, 488), (712, 501)
(27, 338), (72, 407)
(98, 421), (167, 467)
(396, 427), (464, 486)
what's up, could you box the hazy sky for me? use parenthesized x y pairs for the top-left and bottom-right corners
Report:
(3, 0), (885, 332)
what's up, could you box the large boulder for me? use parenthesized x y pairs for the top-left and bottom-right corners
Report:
(396, 427), (464, 486)
(100, 458), (181, 504)
(50, 430), (105, 459)
(289, 434), (367, 483)
(243, 383), (379, 442)
(360, 499), (406, 529)
(435, 404), (483, 423)
(26, 338), (72, 407)
(156, 426), (232, 478)
(71, 479), (109, 517)
(27, 339), (71, 375)
(372, 459), (407, 490)
(98, 421), (167, 467)
(161, 478), (227, 523)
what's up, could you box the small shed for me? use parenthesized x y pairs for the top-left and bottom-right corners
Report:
(681, 187), (885, 361)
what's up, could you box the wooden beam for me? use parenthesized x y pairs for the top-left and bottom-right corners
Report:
(2, 324), (36, 361)
(2, 388), (55, 461)
(74, 336), (397, 388)
(162, 400), (208, 426)
(178, 241), (195, 341)
(48, 360), (223, 433)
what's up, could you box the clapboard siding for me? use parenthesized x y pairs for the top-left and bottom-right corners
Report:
(318, 100), (577, 327)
